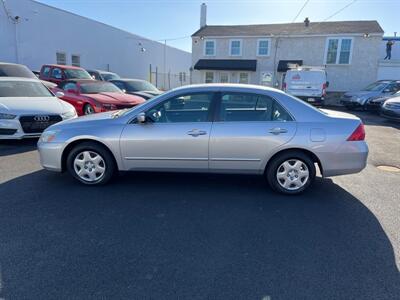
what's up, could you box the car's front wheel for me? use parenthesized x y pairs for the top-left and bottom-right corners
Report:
(83, 104), (95, 115)
(66, 142), (116, 185)
(266, 151), (316, 195)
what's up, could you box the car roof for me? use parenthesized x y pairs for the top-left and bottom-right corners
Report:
(42, 64), (84, 70)
(111, 78), (146, 82)
(86, 69), (116, 75)
(0, 77), (40, 82)
(170, 83), (285, 94)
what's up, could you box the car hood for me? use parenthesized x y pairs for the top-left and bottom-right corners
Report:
(344, 91), (380, 98)
(82, 92), (145, 105)
(0, 97), (73, 115)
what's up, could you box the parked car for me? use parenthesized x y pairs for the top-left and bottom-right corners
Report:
(110, 79), (162, 100)
(0, 62), (57, 89)
(380, 96), (400, 121)
(39, 64), (93, 85)
(32, 71), (40, 78)
(366, 90), (400, 112)
(283, 67), (328, 106)
(52, 79), (145, 115)
(0, 77), (76, 140)
(38, 84), (368, 195)
(340, 80), (400, 110)
(87, 69), (120, 81)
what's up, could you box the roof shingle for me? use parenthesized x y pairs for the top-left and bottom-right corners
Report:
(192, 20), (383, 37)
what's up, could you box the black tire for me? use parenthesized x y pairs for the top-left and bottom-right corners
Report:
(266, 151), (316, 195)
(66, 142), (116, 185)
(83, 104), (95, 115)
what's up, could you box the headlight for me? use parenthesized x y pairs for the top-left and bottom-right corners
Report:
(40, 130), (59, 143)
(62, 110), (77, 119)
(0, 113), (17, 119)
(102, 103), (117, 110)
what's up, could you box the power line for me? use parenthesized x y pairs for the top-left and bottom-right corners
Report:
(322, 0), (358, 22)
(292, 0), (310, 23)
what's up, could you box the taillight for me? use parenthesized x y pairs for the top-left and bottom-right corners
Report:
(347, 123), (365, 141)
(282, 82), (287, 91)
(322, 83), (327, 96)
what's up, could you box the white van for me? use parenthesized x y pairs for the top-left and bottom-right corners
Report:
(283, 67), (328, 105)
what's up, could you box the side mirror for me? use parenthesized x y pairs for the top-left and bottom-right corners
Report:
(136, 112), (146, 123)
(55, 91), (65, 98)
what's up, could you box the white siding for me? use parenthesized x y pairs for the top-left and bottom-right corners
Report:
(192, 34), (382, 92)
(0, 0), (191, 89)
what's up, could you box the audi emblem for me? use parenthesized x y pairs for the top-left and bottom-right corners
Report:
(34, 115), (50, 122)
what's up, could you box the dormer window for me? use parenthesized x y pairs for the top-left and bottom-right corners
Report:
(229, 39), (242, 56)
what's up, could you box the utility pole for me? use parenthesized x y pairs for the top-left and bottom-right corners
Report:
(163, 39), (167, 90)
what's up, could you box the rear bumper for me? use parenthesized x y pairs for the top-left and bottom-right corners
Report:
(37, 141), (64, 172)
(320, 141), (368, 177)
(340, 99), (364, 108)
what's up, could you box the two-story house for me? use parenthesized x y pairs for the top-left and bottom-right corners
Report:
(191, 4), (384, 92)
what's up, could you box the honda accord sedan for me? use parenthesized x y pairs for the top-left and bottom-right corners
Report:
(0, 77), (76, 139)
(38, 84), (368, 194)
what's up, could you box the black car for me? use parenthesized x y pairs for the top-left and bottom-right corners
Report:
(110, 79), (162, 100)
(366, 91), (400, 112)
(86, 69), (120, 81)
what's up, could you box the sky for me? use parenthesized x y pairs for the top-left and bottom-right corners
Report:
(37, 0), (400, 52)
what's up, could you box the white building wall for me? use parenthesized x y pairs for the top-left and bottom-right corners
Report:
(0, 0), (191, 89)
(192, 34), (382, 92)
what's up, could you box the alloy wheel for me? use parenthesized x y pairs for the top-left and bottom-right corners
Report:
(84, 105), (95, 115)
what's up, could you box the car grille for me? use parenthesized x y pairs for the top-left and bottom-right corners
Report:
(19, 115), (62, 134)
(0, 128), (17, 135)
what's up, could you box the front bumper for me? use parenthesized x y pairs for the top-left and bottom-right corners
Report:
(340, 98), (364, 108)
(0, 119), (40, 140)
(37, 141), (64, 172)
(365, 101), (383, 111)
(381, 107), (400, 121)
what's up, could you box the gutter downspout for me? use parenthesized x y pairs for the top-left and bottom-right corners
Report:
(272, 37), (280, 88)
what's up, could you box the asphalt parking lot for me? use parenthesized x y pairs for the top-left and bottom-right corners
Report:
(0, 110), (399, 299)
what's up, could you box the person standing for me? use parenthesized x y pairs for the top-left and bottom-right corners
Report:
(384, 40), (394, 60)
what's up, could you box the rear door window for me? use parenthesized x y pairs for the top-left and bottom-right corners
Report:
(219, 92), (293, 122)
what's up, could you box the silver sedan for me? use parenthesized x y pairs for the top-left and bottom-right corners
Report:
(38, 84), (368, 194)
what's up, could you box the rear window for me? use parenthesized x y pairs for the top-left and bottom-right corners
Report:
(0, 64), (36, 79)
(286, 71), (325, 83)
(0, 81), (53, 97)
(102, 73), (120, 81)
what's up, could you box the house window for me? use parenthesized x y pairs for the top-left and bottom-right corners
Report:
(56, 52), (66, 65)
(325, 38), (353, 65)
(71, 55), (80, 67)
(204, 40), (215, 56)
(238, 72), (249, 84)
(205, 71), (214, 83)
(257, 39), (270, 56)
(230, 39), (242, 56)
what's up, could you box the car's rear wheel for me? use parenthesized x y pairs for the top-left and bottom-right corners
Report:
(83, 104), (95, 115)
(266, 151), (316, 195)
(66, 142), (116, 185)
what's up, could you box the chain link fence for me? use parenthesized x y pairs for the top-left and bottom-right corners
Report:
(149, 66), (190, 90)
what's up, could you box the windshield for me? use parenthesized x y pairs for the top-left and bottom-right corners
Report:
(125, 80), (158, 92)
(80, 82), (122, 94)
(0, 64), (37, 79)
(64, 69), (92, 79)
(102, 73), (120, 81)
(363, 82), (389, 91)
(0, 81), (53, 97)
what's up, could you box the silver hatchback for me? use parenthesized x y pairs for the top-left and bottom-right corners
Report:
(38, 84), (368, 194)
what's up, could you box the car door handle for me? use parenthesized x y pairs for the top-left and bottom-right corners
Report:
(187, 129), (207, 137)
(269, 127), (288, 134)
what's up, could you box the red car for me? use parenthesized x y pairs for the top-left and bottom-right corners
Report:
(52, 79), (146, 115)
(39, 64), (93, 85)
